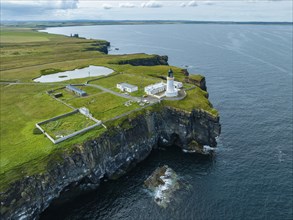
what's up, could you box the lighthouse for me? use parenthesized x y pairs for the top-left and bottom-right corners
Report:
(165, 69), (178, 97)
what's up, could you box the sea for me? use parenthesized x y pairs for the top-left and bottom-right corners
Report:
(40, 24), (293, 220)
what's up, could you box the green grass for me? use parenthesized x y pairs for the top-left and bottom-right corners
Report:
(164, 87), (219, 117)
(54, 86), (103, 102)
(0, 83), (109, 191)
(0, 84), (70, 174)
(0, 28), (219, 192)
(188, 74), (204, 82)
(40, 112), (97, 140)
(0, 125), (107, 192)
(66, 92), (139, 121)
(91, 73), (159, 97)
(0, 29), (50, 43)
(75, 85), (102, 95)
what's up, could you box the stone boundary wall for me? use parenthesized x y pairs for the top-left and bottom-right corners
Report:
(36, 110), (101, 144)
(37, 110), (79, 125)
(53, 122), (101, 144)
(78, 108), (100, 123)
(35, 124), (57, 143)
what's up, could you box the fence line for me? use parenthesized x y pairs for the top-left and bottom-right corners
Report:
(37, 110), (78, 125)
(36, 110), (101, 144)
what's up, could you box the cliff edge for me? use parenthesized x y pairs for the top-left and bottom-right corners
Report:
(0, 105), (220, 219)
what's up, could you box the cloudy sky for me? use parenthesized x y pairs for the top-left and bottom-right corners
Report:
(1, 0), (292, 22)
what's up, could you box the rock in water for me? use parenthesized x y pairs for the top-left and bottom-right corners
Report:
(144, 165), (179, 208)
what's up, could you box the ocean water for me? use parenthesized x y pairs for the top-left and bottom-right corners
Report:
(40, 24), (293, 220)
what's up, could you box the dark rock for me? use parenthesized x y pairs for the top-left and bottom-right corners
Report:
(111, 55), (169, 66)
(144, 165), (179, 208)
(181, 69), (190, 76)
(85, 41), (110, 54)
(0, 107), (220, 219)
(144, 165), (168, 189)
(185, 76), (207, 91)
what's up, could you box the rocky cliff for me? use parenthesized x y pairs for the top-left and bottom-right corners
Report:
(110, 54), (169, 66)
(85, 40), (110, 54)
(0, 107), (220, 220)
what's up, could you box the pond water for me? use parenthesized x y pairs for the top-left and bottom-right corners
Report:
(34, 65), (114, 83)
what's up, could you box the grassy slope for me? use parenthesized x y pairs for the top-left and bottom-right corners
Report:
(0, 28), (218, 191)
(0, 84), (70, 175)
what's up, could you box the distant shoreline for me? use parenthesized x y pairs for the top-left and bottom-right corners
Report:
(1, 20), (292, 29)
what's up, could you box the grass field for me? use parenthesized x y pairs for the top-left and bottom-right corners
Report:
(66, 92), (139, 121)
(0, 29), (50, 43)
(40, 112), (97, 140)
(0, 27), (218, 191)
(0, 84), (70, 176)
(91, 73), (159, 97)
(164, 87), (219, 117)
(53, 85), (103, 102)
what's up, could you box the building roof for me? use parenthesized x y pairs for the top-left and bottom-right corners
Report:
(118, 82), (138, 89)
(145, 82), (166, 91)
(66, 85), (87, 95)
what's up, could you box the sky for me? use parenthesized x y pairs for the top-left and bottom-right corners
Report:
(0, 0), (292, 22)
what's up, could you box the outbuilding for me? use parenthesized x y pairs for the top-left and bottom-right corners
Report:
(66, 85), (87, 97)
(174, 81), (183, 89)
(144, 82), (166, 95)
(117, 83), (138, 93)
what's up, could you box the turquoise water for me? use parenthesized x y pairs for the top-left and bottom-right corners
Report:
(41, 24), (293, 220)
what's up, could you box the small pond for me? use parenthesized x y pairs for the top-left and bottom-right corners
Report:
(34, 65), (114, 83)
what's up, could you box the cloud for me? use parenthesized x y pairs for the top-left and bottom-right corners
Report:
(187, 1), (198, 7)
(180, 2), (187, 7)
(0, 0), (79, 19)
(55, 0), (79, 9)
(180, 1), (199, 7)
(246, 0), (284, 2)
(119, 2), (135, 8)
(1, 0), (79, 11)
(202, 1), (215, 6)
(102, 3), (112, 10)
(141, 1), (163, 8)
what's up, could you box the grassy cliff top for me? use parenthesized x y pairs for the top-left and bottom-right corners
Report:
(0, 28), (218, 191)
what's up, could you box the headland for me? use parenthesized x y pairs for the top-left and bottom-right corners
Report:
(0, 26), (220, 219)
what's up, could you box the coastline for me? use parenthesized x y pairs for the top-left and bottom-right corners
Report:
(0, 27), (220, 219)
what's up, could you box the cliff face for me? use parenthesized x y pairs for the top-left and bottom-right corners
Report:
(111, 55), (169, 66)
(85, 41), (110, 54)
(0, 107), (220, 220)
(185, 76), (207, 91)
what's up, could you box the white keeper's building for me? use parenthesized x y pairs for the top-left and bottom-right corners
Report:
(144, 82), (166, 95)
(173, 81), (183, 89)
(117, 82), (138, 93)
(144, 69), (183, 97)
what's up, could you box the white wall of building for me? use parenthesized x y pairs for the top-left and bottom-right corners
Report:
(144, 82), (166, 95)
(174, 81), (183, 89)
(117, 83), (138, 93)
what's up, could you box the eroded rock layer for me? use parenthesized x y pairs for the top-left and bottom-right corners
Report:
(0, 107), (220, 219)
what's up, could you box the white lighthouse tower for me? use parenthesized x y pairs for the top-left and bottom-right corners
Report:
(165, 69), (178, 97)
